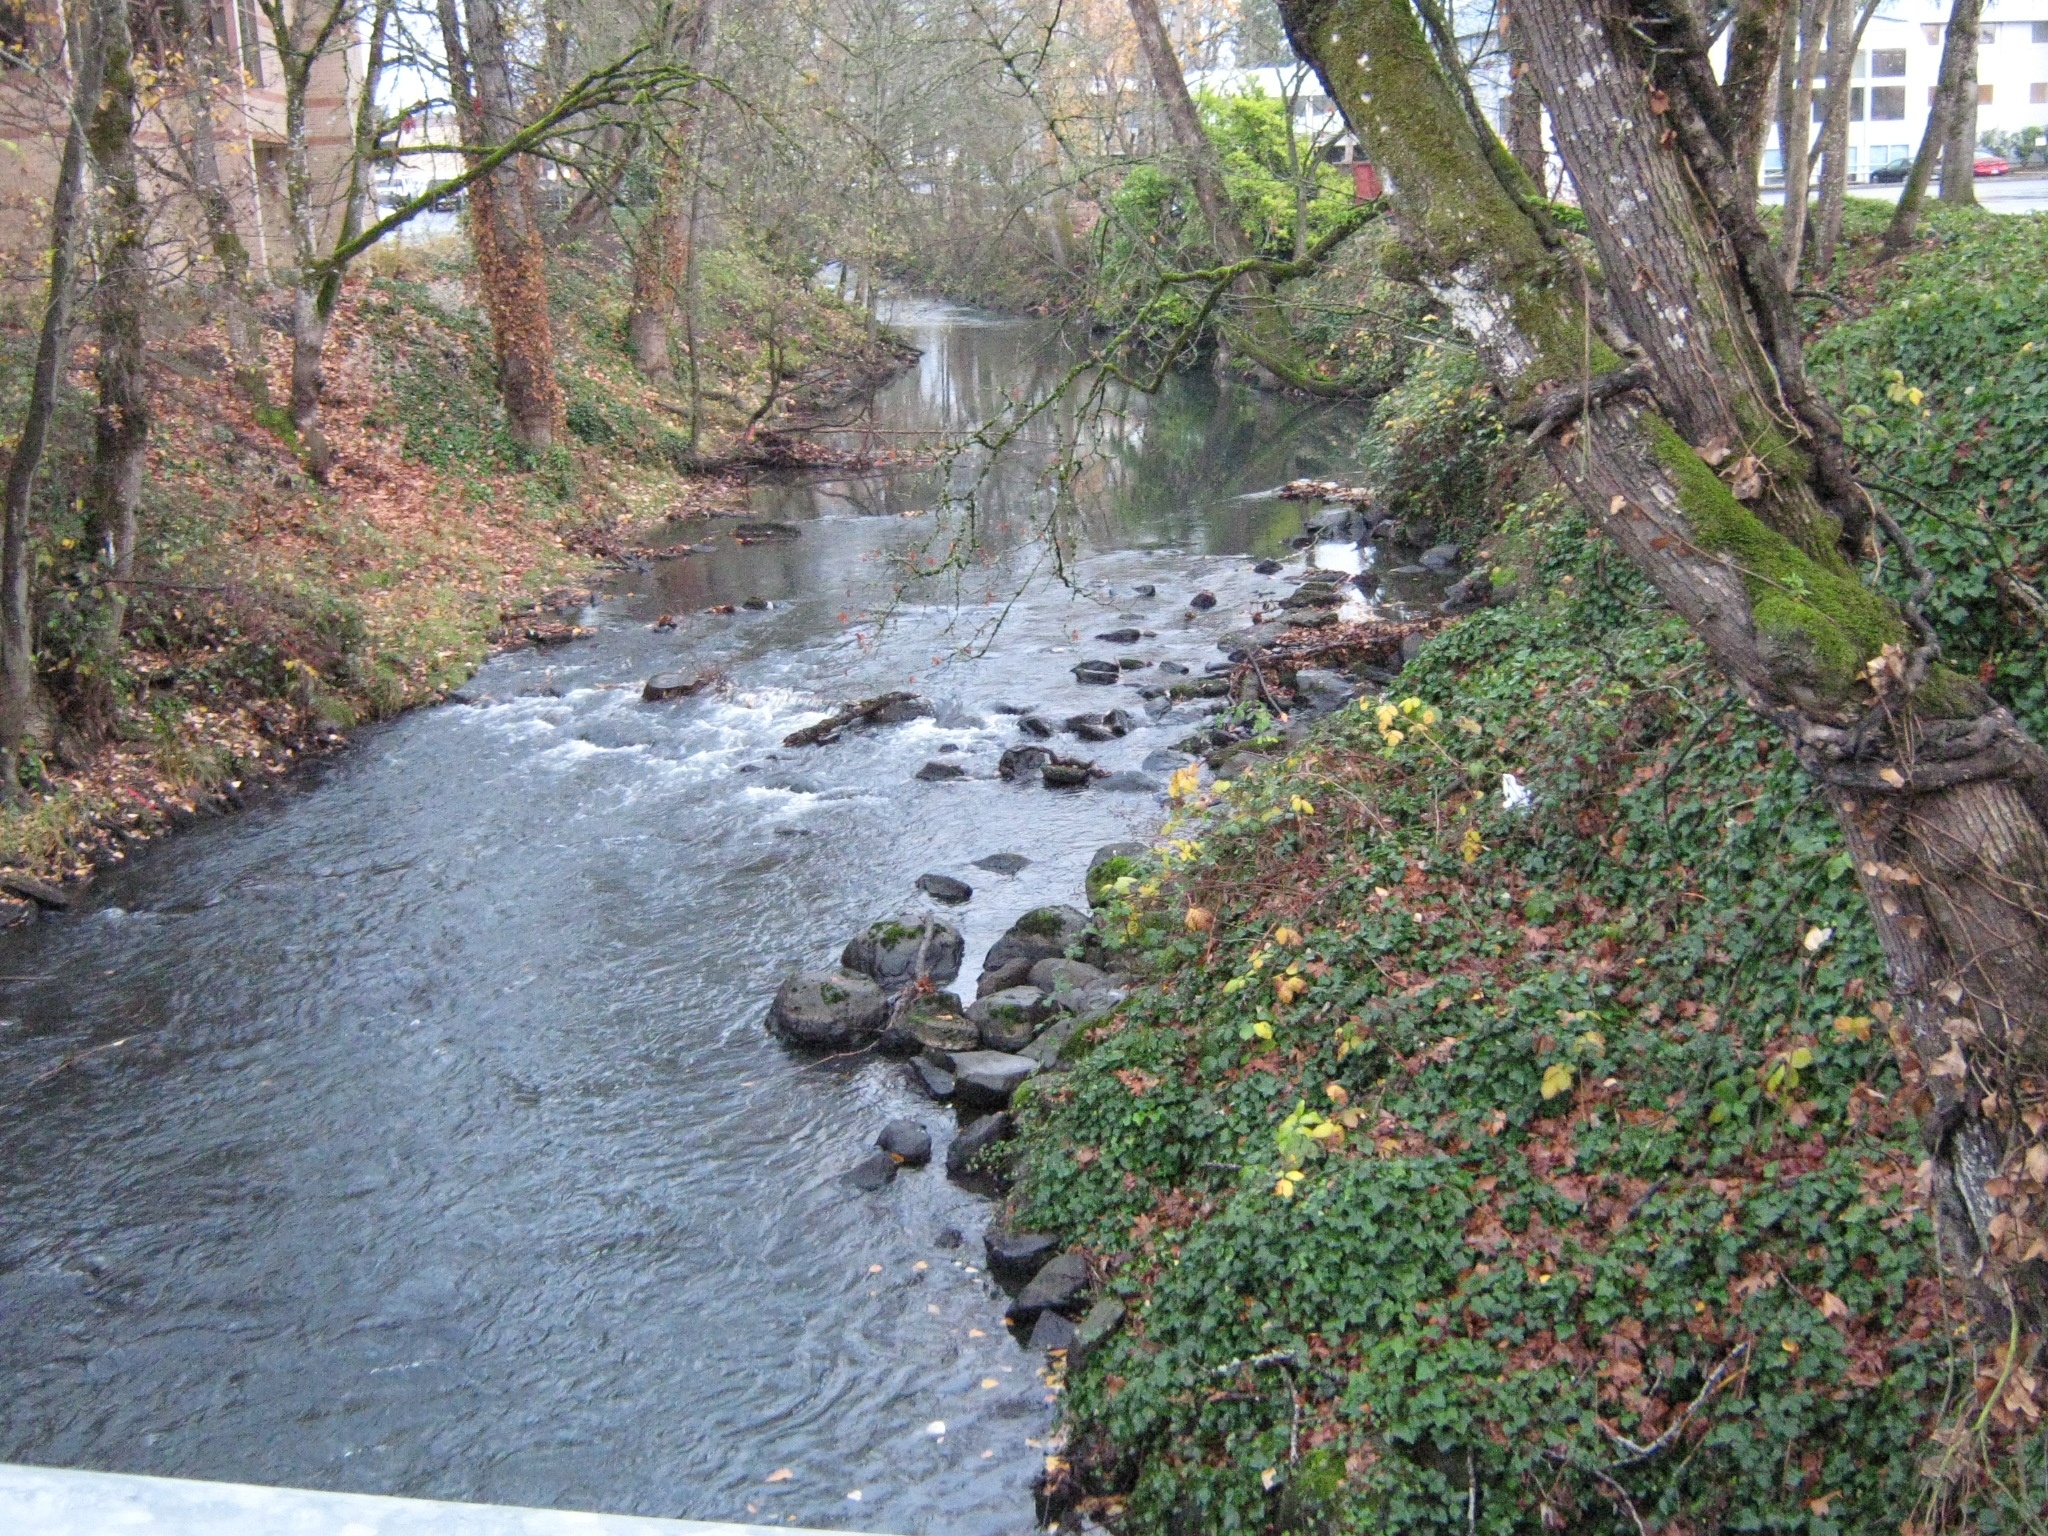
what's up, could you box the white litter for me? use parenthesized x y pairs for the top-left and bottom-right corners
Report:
(926, 1420), (947, 1437)
(1501, 773), (1534, 811)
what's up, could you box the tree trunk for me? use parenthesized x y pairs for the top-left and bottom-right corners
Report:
(443, 0), (561, 453)
(1727, 0), (1791, 190)
(1810, 0), (1862, 278)
(1276, 0), (2048, 1343)
(624, 2), (716, 386)
(171, 0), (268, 405)
(0, 0), (109, 794)
(82, 0), (149, 726)
(1504, 10), (1544, 184)
(1939, 19), (1979, 205)
(1883, 0), (1983, 253)
(1775, 0), (1825, 279)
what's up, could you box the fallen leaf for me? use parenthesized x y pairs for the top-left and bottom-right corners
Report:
(766, 1469), (793, 1483)
(1820, 1291), (1849, 1322)
(1928, 1042), (1970, 1080)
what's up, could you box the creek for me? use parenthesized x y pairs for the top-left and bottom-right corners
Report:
(0, 298), (1395, 1534)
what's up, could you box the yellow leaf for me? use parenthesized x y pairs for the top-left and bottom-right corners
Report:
(1251, 1020), (1274, 1041)
(1383, 728), (1405, 747)
(1290, 795), (1316, 816)
(1325, 1082), (1350, 1106)
(2026, 1144), (2048, 1184)
(1273, 925), (1303, 946)
(1185, 906), (1215, 932)
(1540, 1062), (1575, 1100)
(1832, 1014), (1872, 1042)
(1820, 1291), (1849, 1322)
(1802, 926), (1833, 953)
(1275, 974), (1308, 1005)
(1877, 767), (1906, 788)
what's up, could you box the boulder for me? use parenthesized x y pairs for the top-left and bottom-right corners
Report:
(916, 760), (966, 782)
(1133, 583), (1156, 597)
(1021, 1015), (1082, 1068)
(1030, 957), (1108, 996)
(1066, 719), (1116, 743)
(999, 745), (1052, 782)
(1017, 715), (1055, 739)
(1097, 771), (1161, 794)
(767, 970), (888, 1048)
(842, 916), (964, 991)
(1440, 570), (1494, 614)
(643, 671), (710, 702)
(985, 1230), (1061, 1284)
(1157, 661), (1190, 676)
(950, 1050), (1039, 1111)
(1006, 1251), (1090, 1323)
(985, 905), (1091, 971)
(1096, 627), (1142, 644)
(1029, 1310), (1079, 1353)
(1294, 667), (1353, 703)
(1400, 632), (1430, 664)
(1072, 1298), (1126, 1363)
(1041, 761), (1093, 789)
(1188, 591), (1218, 611)
(872, 696), (936, 725)
(843, 1151), (899, 1192)
(972, 852), (1029, 875)
(910, 1057), (955, 1099)
(976, 956), (1037, 997)
(906, 1009), (980, 1054)
(916, 873), (973, 905)
(1252, 559), (1283, 575)
(1420, 542), (1462, 570)
(968, 987), (1049, 1052)
(1116, 657), (1149, 671)
(946, 1111), (1011, 1177)
(877, 1119), (933, 1168)
(1072, 659), (1121, 685)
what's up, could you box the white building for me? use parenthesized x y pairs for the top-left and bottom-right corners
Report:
(1763, 1), (2048, 181)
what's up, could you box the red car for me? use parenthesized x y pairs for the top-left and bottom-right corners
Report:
(1975, 150), (2013, 176)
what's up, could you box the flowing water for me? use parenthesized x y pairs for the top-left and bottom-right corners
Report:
(0, 300), (1402, 1534)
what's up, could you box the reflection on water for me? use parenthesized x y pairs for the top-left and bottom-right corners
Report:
(0, 298), (1385, 1534)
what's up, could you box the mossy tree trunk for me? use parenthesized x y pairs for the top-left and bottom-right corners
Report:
(1503, 9), (1544, 184)
(1276, 0), (2048, 1340)
(1883, 0), (1983, 254)
(625, 2), (716, 385)
(81, 0), (150, 735)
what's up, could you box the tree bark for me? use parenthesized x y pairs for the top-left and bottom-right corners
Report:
(82, 0), (149, 726)
(1774, 0), (1825, 279)
(1939, 17), (1979, 205)
(625, 2), (716, 385)
(1810, 0), (1866, 278)
(442, 0), (562, 453)
(1883, 0), (1983, 253)
(0, 0), (109, 794)
(1504, 10), (1544, 185)
(1727, 0), (1791, 190)
(1276, 0), (2048, 1343)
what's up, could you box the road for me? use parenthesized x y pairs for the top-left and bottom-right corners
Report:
(1759, 169), (2048, 213)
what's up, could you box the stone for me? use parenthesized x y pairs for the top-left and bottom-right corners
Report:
(1022, 1015), (1082, 1067)
(967, 987), (1050, 1051)
(933, 1227), (964, 1249)
(1028, 1310), (1078, 1353)
(1141, 749), (1191, 773)
(872, 696), (936, 724)
(946, 1111), (1011, 1176)
(976, 956), (1036, 997)
(1420, 542), (1462, 570)
(990, 702), (1035, 715)
(1440, 570), (1494, 614)
(1041, 762), (1093, 789)
(916, 761), (966, 781)
(842, 916), (965, 991)
(1072, 1298), (1126, 1362)
(1188, 591), (1217, 611)
(766, 970), (887, 1048)
(999, 744), (1053, 781)
(1116, 657), (1148, 671)
(972, 852), (1029, 875)
(1157, 660), (1189, 675)
(1104, 708), (1139, 734)
(985, 1229), (1061, 1283)
(1030, 957), (1108, 995)
(1017, 715), (1055, 739)
(1086, 842), (1148, 907)
(1097, 772), (1161, 794)
(1072, 659), (1121, 685)
(1133, 583), (1156, 597)
(843, 1151), (898, 1192)
(985, 905), (1091, 971)
(1006, 1251), (1090, 1323)
(642, 671), (709, 701)
(949, 1050), (1039, 1111)
(910, 1056), (956, 1098)
(916, 873), (973, 905)
(877, 1119), (933, 1167)
(1252, 559), (1283, 575)
(1095, 627), (1142, 644)
(1293, 667), (1354, 704)
(1400, 632), (1430, 664)
(1066, 719), (1116, 743)
(908, 1010), (980, 1054)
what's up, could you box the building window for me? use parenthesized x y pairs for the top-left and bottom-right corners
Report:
(1978, 82), (1994, 105)
(1870, 49), (1905, 78)
(1924, 23), (1942, 45)
(1851, 85), (1865, 120)
(2035, 21), (2048, 44)
(235, 0), (264, 85)
(2033, 82), (2048, 105)
(1980, 25), (1996, 46)
(1872, 86), (1906, 121)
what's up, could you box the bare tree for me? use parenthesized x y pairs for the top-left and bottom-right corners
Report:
(1883, 0), (1984, 253)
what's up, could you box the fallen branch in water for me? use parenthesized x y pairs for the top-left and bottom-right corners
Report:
(783, 691), (919, 747)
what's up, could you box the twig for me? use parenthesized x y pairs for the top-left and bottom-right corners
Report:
(30, 1036), (135, 1084)
(1597, 1342), (1750, 1466)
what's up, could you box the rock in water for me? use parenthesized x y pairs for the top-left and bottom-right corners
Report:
(972, 853), (1028, 875)
(1006, 1251), (1090, 1323)
(1097, 771), (1161, 794)
(910, 1058), (955, 1099)
(877, 1119), (933, 1167)
(915, 873), (972, 905)
(642, 671), (709, 702)
(1420, 542), (1463, 570)
(998, 745), (1052, 782)
(842, 916), (964, 991)
(843, 1151), (898, 1192)
(985, 1230), (1060, 1284)
(1095, 627), (1142, 644)
(1072, 659), (1121, 685)
(1041, 762), (1093, 789)
(766, 970), (888, 1048)
(1252, 559), (1283, 575)
(949, 1050), (1039, 1111)
(946, 1112), (1011, 1176)
(1188, 591), (1217, 611)
(985, 906), (1091, 971)
(1029, 1310), (1079, 1352)
(976, 958), (1036, 998)
(1133, 584), (1156, 597)
(915, 760), (966, 781)
(1017, 715), (1055, 739)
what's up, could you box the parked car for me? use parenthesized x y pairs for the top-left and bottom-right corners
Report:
(1974, 149), (2012, 176)
(1870, 157), (1913, 183)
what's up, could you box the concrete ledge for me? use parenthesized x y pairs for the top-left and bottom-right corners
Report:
(0, 1463), (891, 1536)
